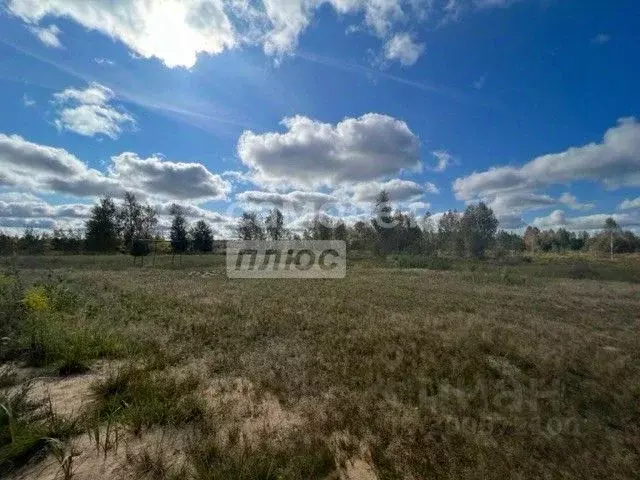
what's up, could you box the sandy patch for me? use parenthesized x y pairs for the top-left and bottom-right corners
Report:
(202, 377), (305, 448)
(9, 428), (186, 480)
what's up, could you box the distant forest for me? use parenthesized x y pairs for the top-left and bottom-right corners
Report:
(1, 191), (639, 258)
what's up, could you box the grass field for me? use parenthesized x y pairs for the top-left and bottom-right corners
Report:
(1, 253), (639, 479)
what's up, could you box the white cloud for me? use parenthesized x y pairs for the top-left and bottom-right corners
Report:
(454, 118), (640, 200)
(619, 197), (640, 211)
(0, 198), (91, 219)
(109, 153), (231, 201)
(28, 24), (62, 48)
(22, 94), (36, 107)
(432, 150), (454, 172)
(346, 179), (429, 203)
(237, 190), (337, 207)
(532, 210), (640, 232)
(481, 191), (594, 230)
(383, 33), (424, 66)
(592, 33), (610, 45)
(473, 75), (486, 90)
(53, 83), (136, 139)
(238, 113), (420, 189)
(94, 57), (115, 66)
(7, 0), (524, 67)
(0, 133), (230, 201)
(559, 192), (594, 211)
(8, 0), (236, 68)
(406, 200), (430, 211)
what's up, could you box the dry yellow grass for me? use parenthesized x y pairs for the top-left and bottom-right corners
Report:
(1, 254), (639, 478)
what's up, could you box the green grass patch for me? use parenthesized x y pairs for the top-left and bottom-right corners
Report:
(91, 365), (205, 433)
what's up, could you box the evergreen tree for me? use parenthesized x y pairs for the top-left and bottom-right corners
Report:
(169, 204), (189, 254)
(190, 220), (214, 252)
(85, 196), (119, 252)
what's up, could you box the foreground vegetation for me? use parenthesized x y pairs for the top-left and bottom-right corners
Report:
(1, 253), (639, 478)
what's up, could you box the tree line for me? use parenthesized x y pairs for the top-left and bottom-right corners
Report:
(0, 190), (639, 257)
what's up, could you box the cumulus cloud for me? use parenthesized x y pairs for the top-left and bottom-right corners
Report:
(28, 24), (63, 48)
(480, 191), (594, 230)
(109, 153), (231, 201)
(0, 194), (93, 232)
(346, 179), (429, 203)
(7, 0), (522, 67)
(0, 198), (91, 219)
(383, 33), (424, 66)
(532, 210), (640, 232)
(7, 0), (236, 69)
(454, 118), (640, 200)
(619, 197), (640, 211)
(237, 190), (337, 207)
(53, 83), (136, 139)
(238, 113), (420, 188)
(559, 192), (594, 211)
(0, 194), (240, 236)
(0, 133), (230, 201)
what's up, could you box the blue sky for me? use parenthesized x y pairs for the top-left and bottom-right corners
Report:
(0, 0), (639, 236)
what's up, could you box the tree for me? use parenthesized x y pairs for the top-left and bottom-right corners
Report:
(438, 210), (463, 256)
(117, 192), (158, 256)
(603, 217), (620, 260)
(304, 214), (335, 240)
(334, 221), (348, 242)
(349, 221), (376, 250)
(0, 233), (16, 255)
(523, 226), (540, 253)
(190, 220), (214, 253)
(169, 204), (189, 255)
(460, 202), (498, 258)
(52, 228), (83, 253)
(495, 230), (525, 253)
(265, 208), (285, 241)
(372, 190), (394, 255)
(18, 227), (47, 254)
(85, 196), (119, 252)
(237, 212), (264, 241)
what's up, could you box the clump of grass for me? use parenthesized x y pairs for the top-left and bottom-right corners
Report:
(186, 432), (335, 480)
(91, 366), (205, 433)
(127, 445), (188, 480)
(0, 386), (78, 475)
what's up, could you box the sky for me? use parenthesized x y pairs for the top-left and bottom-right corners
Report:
(0, 0), (639, 237)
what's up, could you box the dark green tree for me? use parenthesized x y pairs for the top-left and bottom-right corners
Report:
(85, 196), (120, 252)
(372, 190), (394, 255)
(460, 202), (498, 258)
(169, 204), (189, 254)
(190, 220), (214, 253)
